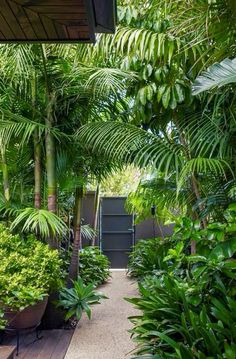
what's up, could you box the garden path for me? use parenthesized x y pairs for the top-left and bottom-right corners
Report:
(64, 270), (138, 359)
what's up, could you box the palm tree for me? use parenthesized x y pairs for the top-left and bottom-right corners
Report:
(0, 43), (132, 281)
(75, 0), (236, 253)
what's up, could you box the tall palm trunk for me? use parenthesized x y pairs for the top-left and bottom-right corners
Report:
(68, 186), (83, 286)
(34, 131), (41, 209)
(90, 183), (100, 246)
(41, 45), (58, 249)
(45, 98), (57, 213)
(32, 73), (41, 209)
(1, 149), (10, 202)
(41, 45), (57, 214)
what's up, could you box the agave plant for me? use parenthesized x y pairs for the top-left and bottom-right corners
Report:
(57, 277), (107, 321)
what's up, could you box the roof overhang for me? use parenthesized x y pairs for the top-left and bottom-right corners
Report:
(0, 0), (116, 43)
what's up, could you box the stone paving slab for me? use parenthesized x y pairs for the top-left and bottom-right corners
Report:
(64, 271), (138, 359)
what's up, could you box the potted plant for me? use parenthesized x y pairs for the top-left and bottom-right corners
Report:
(0, 224), (64, 330)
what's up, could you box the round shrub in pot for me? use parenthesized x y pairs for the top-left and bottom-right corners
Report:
(0, 224), (64, 330)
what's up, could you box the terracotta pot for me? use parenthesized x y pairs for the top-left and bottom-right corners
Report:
(4, 297), (48, 330)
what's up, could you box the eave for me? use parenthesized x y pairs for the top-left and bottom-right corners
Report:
(0, 0), (116, 43)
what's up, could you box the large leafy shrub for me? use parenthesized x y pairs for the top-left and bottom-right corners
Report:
(0, 224), (64, 310)
(127, 211), (236, 358)
(128, 238), (173, 278)
(128, 236), (189, 279)
(79, 246), (110, 286)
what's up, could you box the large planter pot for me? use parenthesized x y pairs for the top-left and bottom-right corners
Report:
(4, 297), (48, 330)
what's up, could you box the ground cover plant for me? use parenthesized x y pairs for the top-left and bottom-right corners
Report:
(127, 238), (173, 278)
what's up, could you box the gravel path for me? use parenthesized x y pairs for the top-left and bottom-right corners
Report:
(64, 270), (138, 359)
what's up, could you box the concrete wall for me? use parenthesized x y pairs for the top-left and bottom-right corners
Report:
(135, 218), (174, 241)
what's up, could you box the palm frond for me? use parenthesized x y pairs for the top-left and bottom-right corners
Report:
(81, 224), (96, 241)
(0, 109), (70, 147)
(77, 122), (183, 179)
(193, 58), (236, 95)
(177, 158), (231, 194)
(11, 208), (68, 239)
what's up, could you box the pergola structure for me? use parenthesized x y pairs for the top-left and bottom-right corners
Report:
(0, 0), (116, 43)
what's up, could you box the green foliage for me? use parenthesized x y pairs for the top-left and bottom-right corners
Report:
(0, 309), (6, 330)
(127, 210), (236, 358)
(57, 277), (107, 321)
(77, 0), (236, 225)
(10, 207), (68, 239)
(79, 246), (110, 287)
(129, 274), (236, 358)
(99, 165), (141, 196)
(0, 224), (64, 310)
(126, 175), (179, 223)
(128, 238), (175, 278)
(193, 58), (236, 95)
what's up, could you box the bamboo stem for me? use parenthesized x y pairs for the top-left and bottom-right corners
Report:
(34, 131), (41, 209)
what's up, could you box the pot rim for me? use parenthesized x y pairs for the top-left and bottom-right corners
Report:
(2, 295), (49, 313)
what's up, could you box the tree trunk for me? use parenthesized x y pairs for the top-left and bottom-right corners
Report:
(45, 98), (58, 248)
(41, 45), (58, 247)
(32, 71), (41, 210)
(91, 183), (100, 246)
(41, 45), (57, 213)
(34, 130), (41, 209)
(1, 149), (10, 202)
(45, 98), (57, 213)
(68, 187), (83, 286)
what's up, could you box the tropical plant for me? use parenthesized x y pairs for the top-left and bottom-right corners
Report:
(57, 277), (107, 321)
(127, 238), (173, 278)
(193, 58), (236, 95)
(79, 247), (110, 287)
(10, 207), (68, 239)
(77, 0), (236, 234)
(0, 224), (64, 310)
(127, 213), (236, 358)
(0, 42), (132, 283)
(129, 279), (236, 358)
